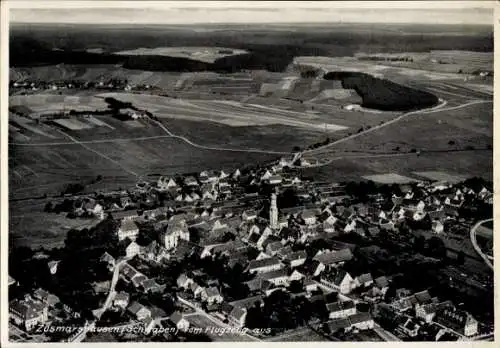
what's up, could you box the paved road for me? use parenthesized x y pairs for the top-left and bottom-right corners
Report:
(470, 219), (494, 271)
(94, 258), (129, 319)
(177, 296), (261, 342)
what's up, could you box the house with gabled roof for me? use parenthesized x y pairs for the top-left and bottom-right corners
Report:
(400, 316), (421, 337)
(229, 307), (247, 328)
(127, 301), (151, 321)
(313, 248), (353, 268)
(169, 311), (190, 331)
(434, 306), (478, 337)
(331, 270), (354, 294)
(141, 279), (164, 293)
(118, 219), (139, 241)
(348, 312), (374, 330)
(353, 273), (374, 289)
(201, 287), (224, 305)
(301, 209), (318, 225)
(229, 295), (264, 312)
(325, 318), (351, 334)
(374, 276), (390, 294)
(416, 300), (453, 323)
(247, 257), (283, 274)
(177, 274), (194, 289)
(257, 269), (289, 286)
(125, 240), (141, 258)
(327, 300), (356, 319)
(113, 291), (130, 310)
(284, 250), (307, 268)
(9, 298), (49, 331)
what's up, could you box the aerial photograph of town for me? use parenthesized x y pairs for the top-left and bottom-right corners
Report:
(4, 0), (495, 344)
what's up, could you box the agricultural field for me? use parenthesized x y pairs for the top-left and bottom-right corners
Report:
(114, 47), (249, 64)
(362, 173), (419, 184)
(306, 99), (492, 159)
(9, 200), (100, 249)
(412, 171), (467, 183)
(9, 136), (279, 200)
(302, 150), (492, 183)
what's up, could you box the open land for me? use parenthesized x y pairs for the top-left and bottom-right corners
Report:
(113, 47), (249, 64)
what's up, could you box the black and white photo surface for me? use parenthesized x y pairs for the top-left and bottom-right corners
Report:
(4, 0), (495, 344)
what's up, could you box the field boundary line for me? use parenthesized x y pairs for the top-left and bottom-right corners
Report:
(151, 118), (292, 155)
(53, 129), (139, 177)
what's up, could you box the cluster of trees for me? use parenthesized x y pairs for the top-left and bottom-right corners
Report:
(324, 71), (439, 111)
(306, 137), (332, 150)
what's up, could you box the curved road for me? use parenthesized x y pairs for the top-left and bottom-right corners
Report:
(470, 219), (494, 271)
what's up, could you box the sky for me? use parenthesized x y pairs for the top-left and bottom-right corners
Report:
(9, 1), (495, 25)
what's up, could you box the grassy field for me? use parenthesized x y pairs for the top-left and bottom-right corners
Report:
(9, 201), (100, 249)
(302, 150), (492, 182)
(310, 101), (492, 156)
(9, 136), (279, 200)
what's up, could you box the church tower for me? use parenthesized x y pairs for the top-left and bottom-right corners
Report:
(270, 188), (278, 229)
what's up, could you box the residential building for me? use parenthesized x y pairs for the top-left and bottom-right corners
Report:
(177, 274), (194, 289)
(162, 221), (190, 250)
(327, 300), (357, 319)
(202, 287), (224, 305)
(125, 241), (141, 258)
(9, 298), (49, 331)
(127, 302), (151, 321)
(434, 307), (478, 337)
(301, 209), (317, 225)
(169, 312), (190, 331)
(313, 248), (353, 269)
(247, 257), (283, 274)
(354, 273), (374, 288)
(284, 250), (307, 268)
(257, 269), (289, 286)
(229, 307), (247, 328)
(113, 292), (130, 310)
(416, 300), (453, 323)
(349, 312), (374, 330)
(117, 219), (139, 241)
(332, 270), (354, 294)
